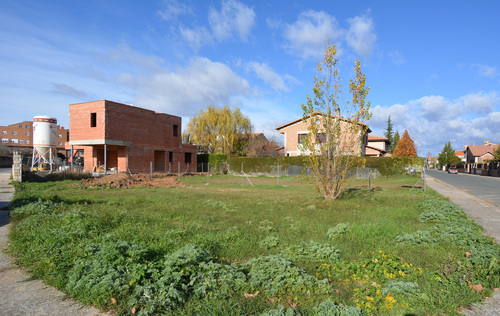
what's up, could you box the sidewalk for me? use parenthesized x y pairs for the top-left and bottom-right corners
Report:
(0, 168), (111, 316)
(426, 175), (500, 315)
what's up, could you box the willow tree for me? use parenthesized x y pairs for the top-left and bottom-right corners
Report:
(301, 43), (371, 201)
(184, 105), (253, 155)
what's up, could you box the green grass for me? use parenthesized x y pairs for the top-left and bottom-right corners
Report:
(7, 174), (500, 315)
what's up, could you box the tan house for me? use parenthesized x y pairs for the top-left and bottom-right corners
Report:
(275, 113), (370, 157)
(465, 143), (499, 163)
(365, 135), (389, 157)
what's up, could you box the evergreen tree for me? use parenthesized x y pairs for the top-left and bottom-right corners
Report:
(392, 130), (417, 157)
(492, 145), (500, 162)
(391, 131), (400, 154)
(384, 116), (394, 152)
(438, 141), (461, 166)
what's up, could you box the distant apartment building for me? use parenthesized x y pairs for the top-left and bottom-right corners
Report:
(0, 120), (69, 155)
(68, 100), (197, 173)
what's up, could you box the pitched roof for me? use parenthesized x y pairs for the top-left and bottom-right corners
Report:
(276, 112), (371, 132)
(467, 143), (498, 157)
(367, 135), (389, 142)
(455, 150), (465, 156)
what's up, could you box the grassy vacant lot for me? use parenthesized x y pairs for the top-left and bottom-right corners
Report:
(8, 174), (500, 315)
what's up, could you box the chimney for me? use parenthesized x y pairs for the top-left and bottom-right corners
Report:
(335, 108), (340, 117)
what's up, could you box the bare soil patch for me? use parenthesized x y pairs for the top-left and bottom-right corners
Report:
(80, 173), (188, 189)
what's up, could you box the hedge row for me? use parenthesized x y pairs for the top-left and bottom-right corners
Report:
(200, 154), (425, 177)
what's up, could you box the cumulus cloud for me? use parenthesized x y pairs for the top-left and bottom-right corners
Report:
(369, 91), (500, 156)
(180, 26), (213, 51)
(282, 10), (377, 61)
(208, 0), (255, 42)
(247, 62), (290, 91)
(158, 0), (193, 21)
(345, 13), (376, 60)
(117, 57), (254, 116)
(472, 64), (498, 79)
(284, 10), (344, 60)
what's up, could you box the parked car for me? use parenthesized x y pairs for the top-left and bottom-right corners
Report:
(448, 167), (458, 174)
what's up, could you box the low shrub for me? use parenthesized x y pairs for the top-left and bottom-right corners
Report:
(394, 230), (435, 245)
(327, 223), (350, 240)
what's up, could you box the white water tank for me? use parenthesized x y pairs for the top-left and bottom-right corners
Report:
(33, 115), (57, 161)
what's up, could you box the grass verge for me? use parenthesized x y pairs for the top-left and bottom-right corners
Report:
(7, 174), (500, 315)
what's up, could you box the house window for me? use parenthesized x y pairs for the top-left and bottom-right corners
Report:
(90, 112), (97, 127)
(185, 152), (192, 164)
(19, 124), (23, 128)
(25, 125), (29, 128)
(173, 125), (178, 137)
(298, 134), (307, 144)
(26, 140), (30, 144)
(19, 140), (24, 144)
(2, 131), (6, 135)
(169, 151), (173, 163)
(12, 131), (17, 135)
(11, 139), (18, 143)
(58, 142), (62, 146)
(316, 133), (326, 143)
(67, 132), (69, 141)
(25, 132), (30, 136)
(1, 138), (8, 143)
(58, 134), (62, 138)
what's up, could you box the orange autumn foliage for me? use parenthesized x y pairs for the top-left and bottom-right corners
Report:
(393, 130), (417, 157)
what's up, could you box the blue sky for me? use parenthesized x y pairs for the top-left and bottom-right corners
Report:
(1, 0), (500, 156)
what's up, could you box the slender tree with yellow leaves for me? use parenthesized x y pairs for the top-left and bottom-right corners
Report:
(184, 105), (253, 155)
(301, 43), (372, 201)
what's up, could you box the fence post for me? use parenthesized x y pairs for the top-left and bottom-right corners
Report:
(278, 162), (280, 185)
(178, 162), (180, 181)
(368, 164), (371, 191)
(150, 162), (153, 179)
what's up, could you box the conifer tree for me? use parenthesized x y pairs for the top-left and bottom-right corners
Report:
(384, 116), (394, 151)
(438, 141), (460, 166)
(391, 131), (400, 154)
(392, 130), (417, 157)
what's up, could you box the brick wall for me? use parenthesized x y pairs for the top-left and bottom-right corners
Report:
(69, 100), (197, 173)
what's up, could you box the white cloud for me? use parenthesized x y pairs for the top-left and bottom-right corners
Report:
(247, 62), (289, 92)
(117, 56), (254, 116)
(158, 0), (192, 21)
(345, 13), (376, 60)
(208, 0), (255, 42)
(388, 50), (406, 65)
(472, 64), (498, 79)
(180, 26), (213, 51)
(284, 10), (344, 60)
(369, 91), (500, 156)
(458, 91), (499, 114)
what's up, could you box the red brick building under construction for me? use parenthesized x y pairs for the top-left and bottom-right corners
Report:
(68, 100), (197, 173)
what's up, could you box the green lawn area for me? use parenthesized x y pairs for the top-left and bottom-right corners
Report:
(8, 174), (500, 315)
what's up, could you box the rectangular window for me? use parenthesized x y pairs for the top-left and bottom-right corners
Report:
(90, 112), (97, 127)
(2, 131), (6, 135)
(25, 125), (29, 129)
(19, 140), (24, 144)
(185, 152), (192, 164)
(316, 133), (326, 143)
(169, 151), (173, 163)
(67, 132), (69, 141)
(11, 139), (18, 143)
(19, 124), (23, 128)
(25, 132), (30, 136)
(1, 138), (8, 144)
(58, 142), (62, 146)
(173, 125), (178, 137)
(12, 131), (17, 135)
(58, 134), (62, 138)
(298, 134), (307, 144)
(26, 140), (30, 144)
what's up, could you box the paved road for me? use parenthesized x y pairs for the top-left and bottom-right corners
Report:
(425, 174), (500, 315)
(0, 167), (111, 316)
(426, 169), (500, 208)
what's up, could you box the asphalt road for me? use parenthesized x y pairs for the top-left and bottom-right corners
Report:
(426, 169), (500, 208)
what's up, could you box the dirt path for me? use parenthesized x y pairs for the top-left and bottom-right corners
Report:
(425, 175), (500, 315)
(0, 168), (111, 316)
